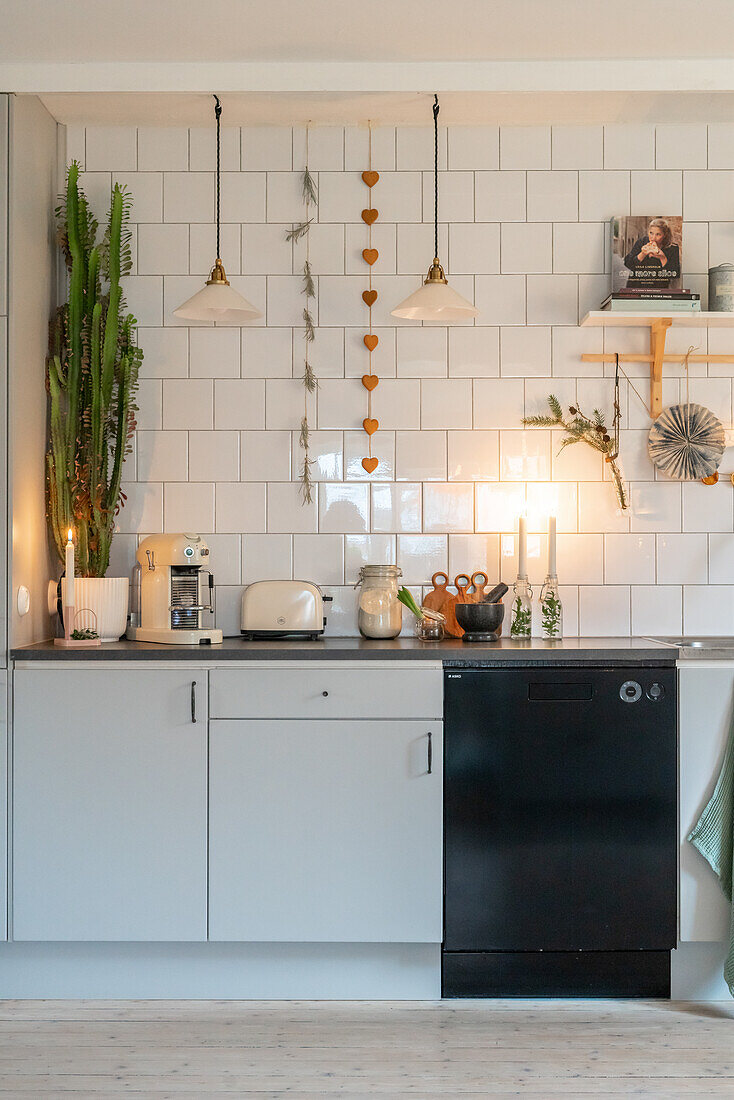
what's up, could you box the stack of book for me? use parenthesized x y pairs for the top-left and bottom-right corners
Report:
(600, 290), (701, 313)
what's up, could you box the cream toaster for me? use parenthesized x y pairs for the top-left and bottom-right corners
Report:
(240, 580), (332, 639)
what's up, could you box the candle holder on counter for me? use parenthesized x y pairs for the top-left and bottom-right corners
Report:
(539, 575), (563, 640)
(54, 607), (101, 649)
(510, 576), (533, 639)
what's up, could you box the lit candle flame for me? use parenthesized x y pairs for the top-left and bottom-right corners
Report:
(67, 528), (73, 543)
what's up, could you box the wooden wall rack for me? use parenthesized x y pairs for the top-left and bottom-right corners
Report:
(580, 311), (734, 418)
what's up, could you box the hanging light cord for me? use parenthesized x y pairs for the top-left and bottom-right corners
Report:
(213, 94), (222, 259)
(432, 93), (439, 259)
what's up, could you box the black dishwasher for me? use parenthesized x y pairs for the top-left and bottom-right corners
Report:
(443, 665), (677, 998)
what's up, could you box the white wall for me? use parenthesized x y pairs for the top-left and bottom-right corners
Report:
(67, 121), (734, 637)
(9, 95), (56, 647)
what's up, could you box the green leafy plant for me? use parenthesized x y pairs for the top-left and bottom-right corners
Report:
(510, 596), (532, 637)
(397, 586), (423, 619)
(70, 627), (100, 641)
(541, 592), (562, 638)
(46, 161), (142, 577)
(523, 395), (628, 511)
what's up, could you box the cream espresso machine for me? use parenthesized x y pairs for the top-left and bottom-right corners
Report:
(127, 534), (223, 645)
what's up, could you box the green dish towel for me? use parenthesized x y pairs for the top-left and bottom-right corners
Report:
(688, 718), (734, 997)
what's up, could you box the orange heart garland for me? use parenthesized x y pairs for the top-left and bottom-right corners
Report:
(362, 170), (379, 187)
(362, 289), (378, 307)
(363, 334), (378, 351)
(362, 374), (379, 391)
(361, 208), (379, 225)
(362, 248), (379, 266)
(363, 417), (379, 436)
(362, 456), (379, 473)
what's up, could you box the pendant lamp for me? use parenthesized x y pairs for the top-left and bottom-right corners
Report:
(174, 95), (262, 323)
(391, 95), (478, 321)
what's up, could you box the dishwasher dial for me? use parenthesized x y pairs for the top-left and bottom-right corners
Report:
(647, 682), (665, 701)
(620, 680), (642, 703)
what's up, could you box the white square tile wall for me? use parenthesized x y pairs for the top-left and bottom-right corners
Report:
(75, 121), (732, 635)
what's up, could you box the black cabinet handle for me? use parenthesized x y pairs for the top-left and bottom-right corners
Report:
(191, 681), (197, 723)
(322, 690), (329, 697)
(427, 731), (433, 774)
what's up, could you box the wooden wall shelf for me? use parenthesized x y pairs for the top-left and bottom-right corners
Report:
(579, 311), (734, 418)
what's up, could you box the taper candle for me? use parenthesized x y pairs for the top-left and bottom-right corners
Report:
(65, 528), (75, 608)
(548, 514), (557, 576)
(518, 515), (527, 577)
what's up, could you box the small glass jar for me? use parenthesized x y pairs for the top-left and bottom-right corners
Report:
(510, 576), (533, 639)
(414, 609), (446, 641)
(540, 575), (563, 639)
(356, 565), (403, 639)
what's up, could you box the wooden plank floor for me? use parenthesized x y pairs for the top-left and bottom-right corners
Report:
(0, 1000), (732, 1098)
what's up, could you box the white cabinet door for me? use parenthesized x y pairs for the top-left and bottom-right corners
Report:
(679, 665), (732, 942)
(13, 669), (207, 941)
(209, 719), (443, 943)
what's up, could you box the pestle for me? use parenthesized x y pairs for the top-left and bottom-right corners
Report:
(482, 582), (509, 604)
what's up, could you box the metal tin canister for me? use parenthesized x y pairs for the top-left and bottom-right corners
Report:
(709, 263), (734, 311)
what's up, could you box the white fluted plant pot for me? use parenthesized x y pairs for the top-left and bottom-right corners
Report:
(61, 577), (129, 642)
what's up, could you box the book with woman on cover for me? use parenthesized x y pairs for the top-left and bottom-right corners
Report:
(611, 215), (683, 292)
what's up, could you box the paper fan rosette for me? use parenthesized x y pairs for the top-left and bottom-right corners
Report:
(648, 402), (725, 481)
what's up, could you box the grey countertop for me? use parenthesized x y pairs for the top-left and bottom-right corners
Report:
(12, 635), (677, 665)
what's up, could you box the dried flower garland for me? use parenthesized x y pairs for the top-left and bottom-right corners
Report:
(361, 123), (380, 473)
(285, 125), (318, 503)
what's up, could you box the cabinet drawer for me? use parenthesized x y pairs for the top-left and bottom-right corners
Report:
(210, 666), (442, 719)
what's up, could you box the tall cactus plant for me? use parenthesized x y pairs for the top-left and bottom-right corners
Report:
(46, 161), (143, 577)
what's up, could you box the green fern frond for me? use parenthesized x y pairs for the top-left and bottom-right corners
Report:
(302, 167), (318, 206)
(302, 260), (315, 298)
(548, 394), (563, 420)
(302, 361), (318, 393)
(522, 415), (559, 427)
(303, 308), (315, 342)
(285, 219), (312, 243)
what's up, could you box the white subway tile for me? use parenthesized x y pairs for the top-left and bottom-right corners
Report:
(162, 378), (213, 430)
(267, 172), (311, 223)
(605, 533), (655, 584)
(527, 171), (578, 222)
(421, 378), (472, 429)
(422, 170), (473, 222)
(396, 328), (447, 377)
(448, 222), (499, 275)
(293, 534), (345, 585)
(396, 126), (447, 171)
(657, 533), (708, 584)
(475, 171), (526, 222)
(241, 223), (292, 275)
(86, 126), (137, 171)
(423, 483), (474, 533)
(500, 430), (550, 481)
(448, 328), (499, 378)
(138, 128), (188, 171)
(215, 482), (267, 534)
(242, 127), (292, 171)
(708, 124), (734, 169)
(578, 480), (629, 533)
(318, 274), (370, 327)
(137, 223), (189, 276)
(501, 223), (552, 274)
(374, 172), (423, 223)
(474, 378), (525, 429)
(242, 533), (292, 582)
(397, 535), (448, 585)
(630, 482), (681, 533)
(395, 431), (447, 481)
(344, 126), (396, 172)
(578, 275), (611, 321)
(122, 276), (163, 327)
(221, 172), (266, 223)
(214, 379), (266, 430)
(78, 171), (112, 224)
(709, 533), (734, 583)
(448, 534), (500, 580)
(396, 223), (448, 275)
(371, 378), (421, 430)
(189, 126), (239, 171)
(526, 275), (578, 325)
(136, 430), (187, 482)
(684, 585), (734, 634)
(551, 326), (603, 378)
(501, 531), (547, 586)
(266, 275), (309, 327)
(344, 534), (396, 579)
(66, 125), (86, 169)
(345, 327), (396, 379)
(189, 328), (240, 379)
(475, 483), (526, 532)
(268, 482), (318, 533)
(557, 533), (603, 585)
(164, 482), (214, 532)
(242, 328), (293, 378)
(474, 275), (526, 326)
(137, 327), (188, 379)
(552, 427), (603, 481)
(200, 534), (241, 586)
(656, 124), (708, 169)
(526, 481), (578, 534)
(708, 221), (734, 268)
(578, 171), (630, 221)
(448, 126), (499, 170)
(317, 379), (363, 430)
(683, 222), (709, 273)
(294, 126), (344, 171)
(371, 483), (422, 533)
(344, 430), (395, 481)
(579, 586), (631, 636)
(604, 125), (655, 169)
(299, 326), (344, 379)
(188, 431), (239, 482)
(684, 171), (734, 221)
(500, 326), (551, 377)
(266, 378), (314, 430)
(688, 377), (732, 424)
(344, 222), (393, 275)
(292, 430), (343, 482)
(551, 126), (603, 170)
(631, 585), (682, 636)
(213, 586), (243, 636)
(617, 429), (655, 482)
(630, 171), (682, 216)
(448, 430), (499, 481)
(117, 482), (163, 534)
(190, 223), (240, 275)
(553, 222), (606, 274)
(135, 380), (163, 431)
(116, 172), (163, 222)
(524, 377), (575, 419)
(242, 431), (291, 482)
(500, 126), (551, 170)
(319, 483), (369, 533)
(163, 172), (214, 222)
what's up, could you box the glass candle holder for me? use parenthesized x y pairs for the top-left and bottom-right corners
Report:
(539, 575), (563, 639)
(414, 610), (445, 641)
(510, 576), (533, 639)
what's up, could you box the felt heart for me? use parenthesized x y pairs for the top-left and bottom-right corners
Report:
(362, 456), (379, 473)
(363, 417), (379, 436)
(362, 170), (380, 187)
(361, 208), (379, 225)
(363, 334), (379, 351)
(362, 289), (378, 307)
(362, 248), (379, 266)
(362, 374), (379, 391)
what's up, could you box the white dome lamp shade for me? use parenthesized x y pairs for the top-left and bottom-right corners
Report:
(391, 96), (478, 322)
(173, 96), (262, 324)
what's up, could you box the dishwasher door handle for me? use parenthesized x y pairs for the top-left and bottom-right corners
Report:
(426, 730), (433, 775)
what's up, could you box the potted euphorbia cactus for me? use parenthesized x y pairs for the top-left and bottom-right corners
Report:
(46, 161), (143, 639)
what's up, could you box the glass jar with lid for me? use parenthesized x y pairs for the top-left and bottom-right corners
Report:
(355, 565), (403, 639)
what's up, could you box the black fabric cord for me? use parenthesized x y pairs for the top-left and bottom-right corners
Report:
(214, 94), (222, 259)
(433, 94), (439, 258)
